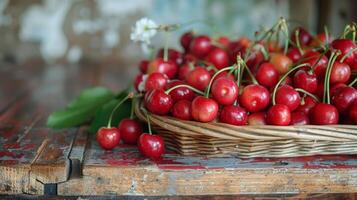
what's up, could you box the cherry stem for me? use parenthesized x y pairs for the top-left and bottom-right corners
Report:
(295, 88), (319, 102)
(340, 48), (357, 63)
(235, 64), (241, 87)
(163, 31), (169, 62)
(272, 63), (310, 105)
(130, 96), (135, 119)
(324, 51), (339, 104)
(165, 84), (205, 96)
(295, 29), (304, 55)
(324, 26), (330, 48)
(237, 56), (258, 85)
(258, 44), (269, 60)
(348, 78), (357, 87)
(143, 109), (153, 135)
(205, 65), (235, 97)
(107, 92), (134, 128)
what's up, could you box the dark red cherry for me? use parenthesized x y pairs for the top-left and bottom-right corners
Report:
(96, 127), (120, 150)
(239, 84), (270, 112)
(332, 86), (357, 114)
(302, 51), (328, 79)
(186, 66), (211, 91)
(145, 72), (168, 91)
(134, 73), (144, 92)
(219, 105), (248, 126)
(148, 58), (178, 79)
(157, 48), (183, 65)
(247, 112), (267, 125)
(205, 48), (230, 69)
(330, 83), (348, 97)
(180, 31), (195, 52)
(172, 100), (192, 120)
(256, 62), (279, 88)
(329, 62), (351, 84)
(293, 69), (318, 93)
(217, 36), (230, 48)
(139, 60), (149, 73)
(189, 35), (213, 59)
(331, 39), (357, 66)
(296, 96), (318, 114)
(178, 63), (193, 80)
(166, 80), (195, 103)
(287, 47), (303, 63)
(118, 119), (142, 145)
(310, 103), (339, 125)
(291, 27), (313, 46)
(144, 89), (173, 115)
(275, 85), (301, 111)
(191, 96), (218, 122)
(350, 101), (357, 124)
(138, 133), (165, 159)
(267, 104), (291, 126)
(211, 77), (239, 105)
(290, 111), (310, 125)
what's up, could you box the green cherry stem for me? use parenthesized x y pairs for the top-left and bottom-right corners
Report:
(107, 92), (134, 128)
(237, 56), (258, 85)
(163, 31), (170, 62)
(324, 52), (339, 104)
(295, 88), (319, 102)
(295, 29), (304, 55)
(348, 78), (357, 87)
(143, 109), (153, 135)
(324, 26), (330, 48)
(165, 84), (205, 96)
(272, 63), (310, 105)
(205, 65), (236, 97)
(130, 96), (136, 119)
(340, 48), (357, 63)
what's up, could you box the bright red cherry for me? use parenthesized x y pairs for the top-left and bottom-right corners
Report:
(189, 35), (213, 59)
(178, 63), (193, 80)
(290, 111), (310, 125)
(205, 48), (230, 69)
(310, 103), (339, 125)
(350, 101), (357, 124)
(145, 72), (168, 91)
(256, 62), (279, 88)
(302, 51), (328, 79)
(144, 89), (173, 115)
(287, 47), (303, 63)
(239, 84), (270, 112)
(191, 96), (218, 122)
(180, 31), (195, 52)
(219, 105), (248, 126)
(118, 119), (142, 145)
(275, 85), (301, 111)
(332, 86), (357, 114)
(291, 27), (313, 46)
(329, 62), (351, 84)
(331, 39), (357, 66)
(296, 96), (318, 114)
(166, 80), (195, 103)
(148, 58), (178, 79)
(139, 60), (149, 73)
(138, 133), (165, 159)
(217, 36), (230, 48)
(293, 69), (318, 93)
(211, 77), (239, 105)
(186, 66), (211, 91)
(172, 100), (192, 120)
(247, 112), (267, 125)
(267, 104), (291, 126)
(96, 127), (120, 150)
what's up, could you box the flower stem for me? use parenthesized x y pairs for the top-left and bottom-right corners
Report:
(165, 84), (205, 96)
(295, 88), (319, 102)
(107, 92), (134, 128)
(163, 31), (170, 62)
(205, 66), (235, 97)
(272, 63), (310, 105)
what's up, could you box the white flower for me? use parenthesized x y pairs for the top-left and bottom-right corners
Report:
(130, 18), (158, 44)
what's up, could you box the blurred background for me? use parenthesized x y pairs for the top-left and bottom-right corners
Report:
(0, 0), (356, 91)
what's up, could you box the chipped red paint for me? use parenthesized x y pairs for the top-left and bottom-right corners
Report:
(0, 151), (24, 159)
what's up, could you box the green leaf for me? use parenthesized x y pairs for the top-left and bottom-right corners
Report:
(88, 93), (132, 134)
(47, 87), (115, 129)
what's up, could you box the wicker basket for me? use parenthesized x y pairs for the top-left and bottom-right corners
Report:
(135, 100), (357, 158)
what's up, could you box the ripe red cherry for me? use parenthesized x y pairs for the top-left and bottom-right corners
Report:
(293, 69), (318, 93)
(217, 36), (230, 48)
(138, 133), (165, 159)
(180, 31), (194, 52)
(350, 101), (357, 124)
(330, 83), (347, 97)
(118, 119), (142, 145)
(270, 53), (292, 75)
(331, 39), (357, 65)
(302, 51), (328, 79)
(157, 48), (183, 65)
(291, 27), (313, 46)
(172, 100), (192, 120)
(275, 85), (301, 111)
(290, 111), (310, 125)
(139, 60), (149, 73)
(267, 104), (291, 126)
(205, 48), (230, 69)
(178, 63), (193, 80)
(211, 77), (239, 105)
(329, 62), (351, 84)
(148, 58), (178, 79)
(166, 80), (195, 103)
(256, 62), (279, 88)
(247, 112), (267, 125)
(239, 84), (270, 112)
(296, 96), (318, 114)
(189, 35), (213, 59)
(145, 72), (168, 91)
(96, 127), (120, 150)
(186, 66), (211, 91)
(310, 103), (339, 125)
(134, 73), (143, 92)
(144, 89), (173, 115)
(191, 96), (219, 122)
(287, 47), (302, 63)
(332, 86), (357, 114)
(219, 105), (248, 126)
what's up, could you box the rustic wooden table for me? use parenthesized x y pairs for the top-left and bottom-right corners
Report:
(1, 62), (357, 199)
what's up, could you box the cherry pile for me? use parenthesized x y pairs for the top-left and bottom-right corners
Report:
(136, 21), (357, 126)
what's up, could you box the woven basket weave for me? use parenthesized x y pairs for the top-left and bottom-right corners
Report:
(135, 100), (357, 158)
